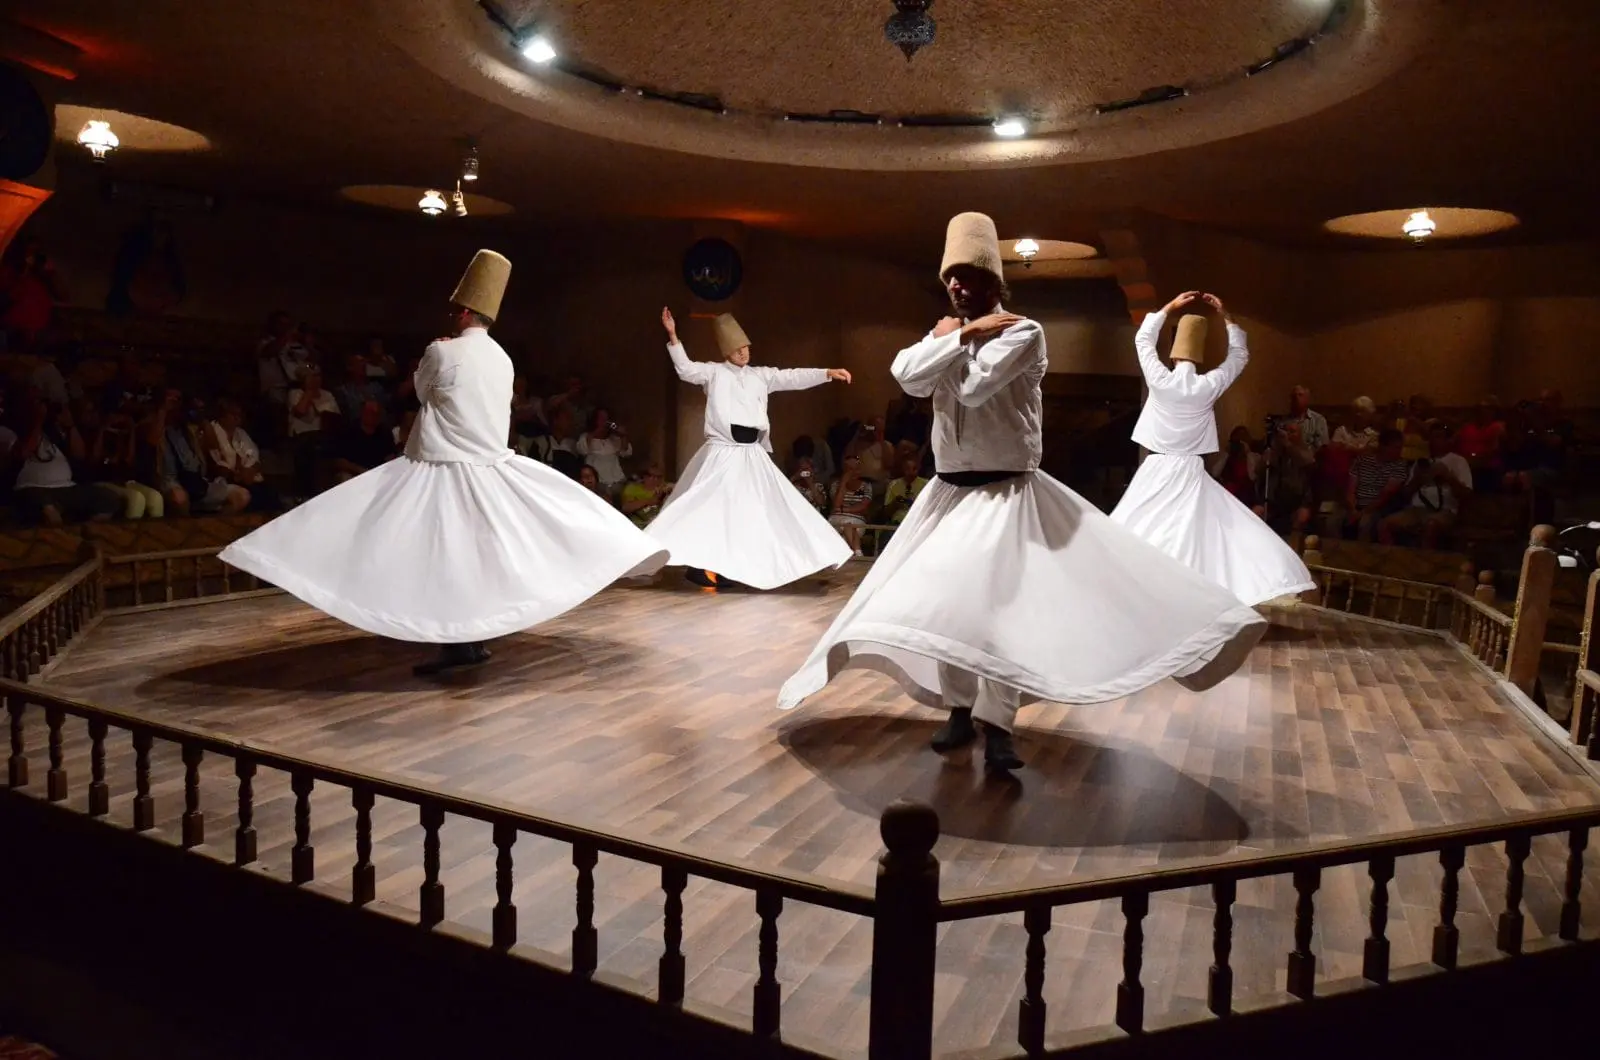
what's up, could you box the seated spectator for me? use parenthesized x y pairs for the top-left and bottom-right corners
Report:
(1457, 397), (1507, 492)
(335, 353), (388, 422)
(1380, 424), (1472, 548)
(286, 368), (338, 498)
(788, 455), (828, 511)
(1262, 420), (1316, 534)
(147, 387), (248, 516)
(256, 311), (309, 412)
(1396, 393), (1434, 461)
(12, 401), (122, 526)
(330, 399), (398, 482)
(1209, 426), (1262, 507)
(848, 419), (893, 496)
(205, 398), (281, 511)
(1332, 396), (1379, 453)
(577, 463), (610, 500)
(618, 465), (671, 528)
(363, 334), (398, 380)
(576, 408), (632, 494)
(76, 399), (162, 519)
(881, 455), (927, 525)
(545, 375), (593, 441)
(511, 375), (546, 436)
(1345, 428), (1410, 541)
(829, 452), (874, 555)
(886, 394), (932, 451)
(790, 433), (834, 486)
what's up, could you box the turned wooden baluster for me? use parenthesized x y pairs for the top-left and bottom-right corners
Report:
(351, 787), (375, 905)
(235, 758), (257, 866)
(1560, 828), (1588, 941)
(131, 561), (142, 607)
(1432, 844), (1465, 969)
(132, 730), (154, 831)
(26, 620), (41, 674)
(1116, 892), (1150, 1033)
(43, 608), (58, 660)
(1571, 563), (1599, 757)
(3, 637), (18, 681)
(193, 556), (203, 600)
(1422, 588), (1438, 630)
(181, 743), (204, 848)
(45, 706), (66, 801)
(162, 557), (174, 603)
(1286, 867), (1321, 999)
(572, 842), (599, 978)
(87, 718), (108, 817)
(1363, 856), (1395, 984)
(290, 770), (314, 883)
(1207, 878), (1236, 1016)
(221, 561), (233, 595)
(1496, 834), (1531, 955)
(1018, 903), (1051, 1053)
(492, 823), (518, 950)
(4, 697), (23, 788)
(753, 887), (782, 1039)
(658, 865), (687, 1006)
(419, 803), (445, 927)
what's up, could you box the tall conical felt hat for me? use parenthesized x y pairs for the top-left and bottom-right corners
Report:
(713, 313), (751, 358)
(939, 212), (1003, 283)
(1171, 312), (1208, 364)
(449, 249), (512, 321)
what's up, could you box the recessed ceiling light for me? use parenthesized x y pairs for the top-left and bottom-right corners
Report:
(77, 119), (119, 161)
(993, 117), (1027, 138)
(521, 34), (557, 64)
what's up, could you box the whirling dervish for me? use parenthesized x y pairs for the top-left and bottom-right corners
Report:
(1109, 290), (1315, 606)
(778, 213), (1267, 774)
(220, 250), (667, 676)
(645, 306), (854, 591)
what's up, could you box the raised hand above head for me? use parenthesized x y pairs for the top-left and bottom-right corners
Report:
(1201, 293), (1230, 320)
(661, 306), (677, 338)
(1162, 291), (1200, 314)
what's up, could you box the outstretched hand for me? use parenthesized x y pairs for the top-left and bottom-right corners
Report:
(826, 368), (853, 384)
(661, 306), (677, 339)
(1162, 291), (1200, 314)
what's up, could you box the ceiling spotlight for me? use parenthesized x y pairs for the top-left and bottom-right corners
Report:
(461, 144), (479, 182)
(521, 32), (557, 64)
(1014, 238), (1040, 266)
(419, 189), (446, 216)
(77, 119), (119, 161)
(993, 116), (1027, 139)
(452, 182), (468, 217)
(1402, 209), (1436, 243)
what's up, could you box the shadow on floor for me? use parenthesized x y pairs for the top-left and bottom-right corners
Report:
(778, 713), (1250, 852)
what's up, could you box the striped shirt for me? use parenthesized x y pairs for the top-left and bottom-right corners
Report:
(1350, 455), (1409, 508)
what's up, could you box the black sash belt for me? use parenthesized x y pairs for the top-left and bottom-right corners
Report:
(937, 470), (1024, 487)
(730, 424), (761, 444)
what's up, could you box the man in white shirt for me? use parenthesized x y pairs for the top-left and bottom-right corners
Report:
(646, 307), (853, 590)
(1380, 424), (1473, 548)
(779, 213), (1265, 775)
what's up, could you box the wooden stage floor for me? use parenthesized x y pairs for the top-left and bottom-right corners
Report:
(27, 564), (1600, 1056)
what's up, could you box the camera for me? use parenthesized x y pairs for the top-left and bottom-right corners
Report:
(1263, 414), (1285, 435)
(800, 469), (812, 478)
(607, 421), (621, 433)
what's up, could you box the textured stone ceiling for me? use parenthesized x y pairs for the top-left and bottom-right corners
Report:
(10, 0), (1600, 255)
(504, 0), (1326, 118)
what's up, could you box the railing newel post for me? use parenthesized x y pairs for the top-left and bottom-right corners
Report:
(868, 800), (940, 1060)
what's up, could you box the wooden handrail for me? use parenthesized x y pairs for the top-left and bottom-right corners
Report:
(0, 679), (874, 916)
(0, 558), (99, 640)
(105, 546), (230, 564)
(1457, 590), (1513, 629)
(1302, 563), (1452, 598)
(937, 803), (1600, 919)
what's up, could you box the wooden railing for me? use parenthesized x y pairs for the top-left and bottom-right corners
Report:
(1570, 556), (1600, 762)
(3, 677), (1596, 1060)
(104, 546), (279, 612)
(3, 542), (1600, 1056)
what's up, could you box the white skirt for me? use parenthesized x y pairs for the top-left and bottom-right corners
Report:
(777, 471), (1266, 711)
(218, 455), (668, 643)
(1110, 454), (1316, 607)
(647, 440), (852, 590)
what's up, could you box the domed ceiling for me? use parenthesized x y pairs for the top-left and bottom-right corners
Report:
(384, 0), (1440, 170)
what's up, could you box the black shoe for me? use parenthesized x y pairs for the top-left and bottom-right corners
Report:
(981, 722), (1024, 772)
(931, 708), (976, 752)
(413, 644), (486, 677)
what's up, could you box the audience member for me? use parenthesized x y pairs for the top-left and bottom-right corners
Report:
(546, 375), (593, 440)
(336, 353), (388, 421)
(829, 452), (873, 555)
(1283, 385), (1330, 453)
(329, 399), (397, 483)
(1331, 396), (1379, 453)
(205, 398), (280, 511)
(12, 401), (122, 526)
(847, 419), (893, 496)
(790, 434), (835, 486)
(881, 455), (927, 525)
(1457, 397), (1506, 491)
(1262, 420), (1316, 534)
(576, 408), (631, 493)
(1380, 424), (1471, 548)
(1396, 393), (1434, 461)
(363, 334), (398, 380)
(618, 464), (670, 528)
(577, 463), (608, 499)
(286, 367), (338, 497)
(75, 398), (162, 519)
(1345, 428), (1410, 541)
(0, 235), (67, 353)
(256, 311), (309, 408)
(788, 455), (828, 511)
(149, 387), (247, 516)
(1210, 425), (1261, 507)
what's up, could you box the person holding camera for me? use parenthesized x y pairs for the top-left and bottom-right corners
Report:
(576, 407), (632, 494)
(1111, 290), (1314, 606)
(650, 307), (853, 590)
(788, 456), (828, 511)
(1379, 424), (1472, 548)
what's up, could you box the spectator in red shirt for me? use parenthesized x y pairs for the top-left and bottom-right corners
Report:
(0, 236), (67, 352)
(1456, 397), (1507, 492)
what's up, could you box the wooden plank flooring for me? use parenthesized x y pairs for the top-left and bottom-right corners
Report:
(16, 565), (1600, 1057)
